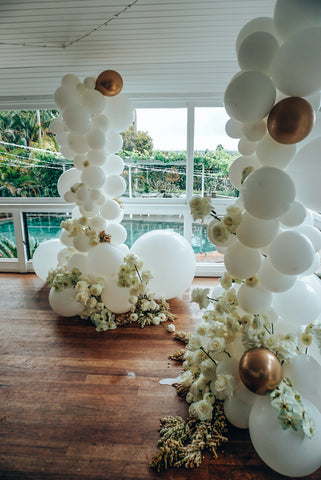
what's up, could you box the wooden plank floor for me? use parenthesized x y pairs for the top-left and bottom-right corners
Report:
(0, 273), (320, 480)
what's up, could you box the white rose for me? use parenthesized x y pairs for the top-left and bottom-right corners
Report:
(189, 399), (213, 421)
(179, 370), (194, 388)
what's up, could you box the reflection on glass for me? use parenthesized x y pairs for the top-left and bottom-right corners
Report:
(0, 213), (16, 258)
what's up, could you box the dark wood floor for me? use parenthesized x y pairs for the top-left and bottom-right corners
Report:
(0, 273), (320, 480)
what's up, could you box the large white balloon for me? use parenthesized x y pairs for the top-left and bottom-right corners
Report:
(228, 154), (260, 190)
(236, 17), (277, 53)
(224, 71), (276, 123)
(287, 136), (321, 211)
(224, 396), (252, 429)
(249, 396), (321, 477)
(81, 89), (106, 115)
(105, 131), (123, 154)
(104, 93), (134, 132)
(272, 27), (321, 97)
(32, 239), (62, 282)
(54, 86), (79, 111)
(67, 253), (89, 274)
(49, 287), (83, 317)
(242, 167), (295, 220)
(273, 0), (321, 42)
(258, 257), (297, 293)
(101, 275), (131, 314)
(256, 134), (297, 169)
(237, 283), (273, 314)
(224, 241), (262, 279)
(273, 275), (321, 325)
(131, 230), (196, 299)
(297, 225), (321, 252)
(87, 243), (124, 278)
(57, 168), (81, 198)
(269, 231), (315, 275)
(236, 212), (279, 248)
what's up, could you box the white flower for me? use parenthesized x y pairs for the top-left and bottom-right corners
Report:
(220, 272), (233, 290)
(246, 276), (259, 288)
(179, 370), (194, 388)
(207, 337), (225, 354)
(211, 374), (236, 400)
(191, 287), (210, 310)
(129, 313), (138, 322)
(186, 335), (202, 351)
(186, 392), (193, 404)
(129, 296), (138, 305)
(152, 316), (161, 325)
(200, 358), (216, 380)
(167, 323), (175, 333)
(223, 206), (242, 233)
(189, 399), (213, 421)
(158, 313), (167, 322)
(189, 195), (212, 222)
(207, 219), (229, 245)
(196, 322), (208, 337)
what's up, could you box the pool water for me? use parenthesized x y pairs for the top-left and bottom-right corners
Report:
(0, 214), (215, 256)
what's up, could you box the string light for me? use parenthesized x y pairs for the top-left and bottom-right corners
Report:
(0, 1), (139, 49)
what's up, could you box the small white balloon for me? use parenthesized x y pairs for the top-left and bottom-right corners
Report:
(73, 232), (91, 252)
(236, 17), (277, 53)
(92, 113), (110, 131)
(105, 223), (127, 244)
(101, 275), (131, 314)
(63, 104), (91, 133)
(242, 167), (295, 220)
(67, 132), (88, 154)
(258, 257), (297, 293)
(57, 168), (81, 199)
(224, 70), (276, 123)
(256, 134), (297, 169)
(67, 253), (89, 274)
(224, 241), (262, 279)
(104, 174), (127, 197)
(225, 118), (243, 139)
(81, 166), (105, 189)
(280, 201), (307, 227)
(104, 154), (125, 175)
(60, 230), (74, 247)
(73, 154), (87, 170)
(105, 131), (123, 154)
(236, 211), (279, 248)
(83, 77), (96, 89)
(88, 216), (106, 231)
(81, 89), (106, 115)
(86, 128), (106, 150)
(237, 283), (273, 314)
(238, 138), (256, 156)
(49, 287), (83, 317)
(243, 120), (266, 142)
(87, 243), (124, 278)
(61, 73), (80, 88)
(237, 31), (279, 75)
(100, 199), (122, 221)
(87, 149), (106, 166)
(269, 231), (315, 275)
(104, 93), (134, 132)
(54, 85), (79, 110)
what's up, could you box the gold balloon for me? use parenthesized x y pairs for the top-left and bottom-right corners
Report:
(95, 70), (123, 97)
(239, 348), (283, 395)
(267, 96), (314, 145)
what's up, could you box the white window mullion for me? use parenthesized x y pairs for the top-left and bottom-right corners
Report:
(13, 210), (28, 272)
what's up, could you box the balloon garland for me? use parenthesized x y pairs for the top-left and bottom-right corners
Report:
(153, 0), (321, 477)
(32, 70), (196, 328)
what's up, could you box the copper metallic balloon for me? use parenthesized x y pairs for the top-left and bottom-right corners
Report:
(239, 347), (283, 395)
(267, 96), (314, 145)
(95, 70), (123, 97)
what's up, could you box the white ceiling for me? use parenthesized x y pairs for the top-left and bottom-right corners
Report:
(0, 0), (275, 109)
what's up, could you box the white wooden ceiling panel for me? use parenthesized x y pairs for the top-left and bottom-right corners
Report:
(0, 0), (275, 108)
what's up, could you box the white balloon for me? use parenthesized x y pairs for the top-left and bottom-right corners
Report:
(101, 275), (131, 314)
(67, 131), (88, 154)
(73, 232), (91, 253)
(283, 354), (321, 411)
(118, 243), (130, 256)
(256, 134), (297, 169)
(229, 154), (260, 190)
(49, 287), (83, 317)
(224, 71), (276, 123)
(300, 252), (320, 276)
(100, 199), (122, 221)
(216, 358), (240, 381)
(224, 241), (262, 279)
(237, 31), (279, 75)
(61, 73), (80, 88)
(60, 230), (74, 247)
(54, 86), (79, 110)
(237, 283), (273, 314)
(104, 174), (126, 197)
(81, 166), (105, 189)
(87, 216), (106, 231)
(238, 138), (256, 156)
(280, 201), (307, 227)
(104, 154), (125, 175)
(105, 131), (123, 154)
(273, 275), (321, 325)
(225, 118), (243, 139)
(131, 230), (196, 299)
(67, 253), (88, 274)
(83, 77), (96, 89)
(105, 223), (127, 245)
(73, 154), (87, 170)
(224, 396), (252, 429)
(71, 206), (82, 219)
(297, 225), (321, 252)
(236, 211), (279, 248)
(270, 231), (315, 275)
(87, 149), (106, 166)
(75, 185), (89, 202)
(242, 167), (295, 220)
(243, 120), (266, 142)
(273, 0), (321, 42)
(249, 396), (321, 477)
(87, 243), (124, 278)
(104, 93), (134, 132)
(60, 144), (75, 161)
(81, 89), (106, 115)
(63, 104), (91, 133)
(86, 128), (106, 150)
(32, 239), (62, 282)
(272, 27), (321, 97)
(57, 246), (73, 265)
(50, 116), (65, 135)
(92, 113), (110, 131)
(258, 257), (297, 293)
(236, 383), (260, 405)
(63, 190), (76, 203)
(236, 17), (277, 53)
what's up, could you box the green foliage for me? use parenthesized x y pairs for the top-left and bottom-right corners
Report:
(121, 123), (153, 155)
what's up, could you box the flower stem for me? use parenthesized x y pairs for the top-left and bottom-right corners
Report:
(200, 346), (217, 365)
(223, 349), (231, 358)
(134, 264), (142, 283)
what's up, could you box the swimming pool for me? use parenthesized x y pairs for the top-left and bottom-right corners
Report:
(0, 213), (215, 257)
